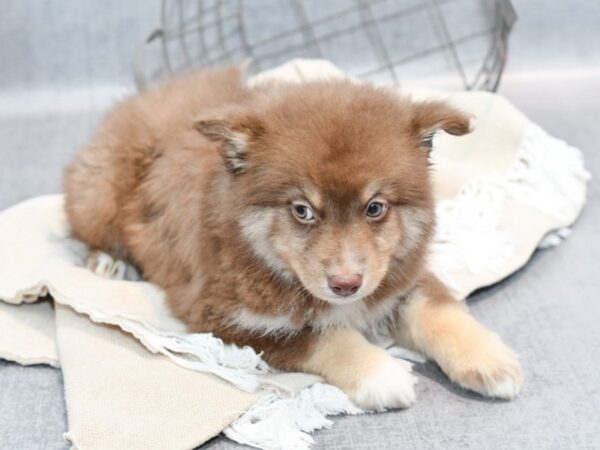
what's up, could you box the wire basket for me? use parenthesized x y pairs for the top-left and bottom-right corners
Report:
(135, 0), (516, 92)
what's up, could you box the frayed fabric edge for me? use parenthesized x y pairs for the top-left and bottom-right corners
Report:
(224, 383), (364, 450)
(0, 349), (59, 368)
(4, 280), (272, 393)
(429, 123), (590, 298)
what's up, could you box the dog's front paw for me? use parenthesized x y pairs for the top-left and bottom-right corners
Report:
(86, 251), (140, 281)
(446, 334), (523, 400)
(353, 357), (417, 411)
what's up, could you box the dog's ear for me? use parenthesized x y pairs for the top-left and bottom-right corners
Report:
(194, 113), (264, 174)
(411, 101), (471, 152)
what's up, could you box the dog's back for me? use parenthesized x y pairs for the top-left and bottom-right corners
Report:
(63, 66), (249, 270)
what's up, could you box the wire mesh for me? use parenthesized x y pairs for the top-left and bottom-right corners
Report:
(135, 0), (516, 92)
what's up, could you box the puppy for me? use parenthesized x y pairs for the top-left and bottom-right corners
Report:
(64, 66), (523, 410)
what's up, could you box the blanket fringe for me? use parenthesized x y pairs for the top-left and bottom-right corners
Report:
(16, 281), (270, 393)
(429, 124), (590, 296)
(224, 383), (363, 450)
(137, 329), (270, 393)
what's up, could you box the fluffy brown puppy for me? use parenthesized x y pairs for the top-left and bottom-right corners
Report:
(64, 67), (523, 410)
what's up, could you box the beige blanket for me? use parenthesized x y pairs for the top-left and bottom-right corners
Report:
(0, 60), (589, 450)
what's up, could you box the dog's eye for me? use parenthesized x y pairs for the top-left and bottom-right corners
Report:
(366, 201), (387, 219)
(292, 202), (315, 223)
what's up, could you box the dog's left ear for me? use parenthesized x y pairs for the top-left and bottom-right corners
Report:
(411, 101), (471, 151)
(194, 113), (264, 174)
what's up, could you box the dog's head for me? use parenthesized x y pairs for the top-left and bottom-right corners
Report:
(195, 80), (470, 305)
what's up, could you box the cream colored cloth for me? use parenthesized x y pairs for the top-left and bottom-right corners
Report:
(0, 195), (260, 449)
(0, 60), (590, 450)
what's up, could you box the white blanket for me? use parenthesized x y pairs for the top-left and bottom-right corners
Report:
(0, 60), (590, 450)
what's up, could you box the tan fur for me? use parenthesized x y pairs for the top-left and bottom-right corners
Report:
(64, 66), (521, 408)
(303, 328), (389, 393)
(302, 328), (418, 410)
(395, 273), (523, 398)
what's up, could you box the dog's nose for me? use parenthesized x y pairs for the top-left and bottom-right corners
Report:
(328, 274), (363, 297)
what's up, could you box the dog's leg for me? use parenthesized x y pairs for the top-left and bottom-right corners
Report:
(191, 307), (416, 410)
(297, 328), (417, 411)
(394, 273), (523, 399)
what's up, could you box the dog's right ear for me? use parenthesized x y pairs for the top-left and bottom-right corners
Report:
(194, 114), (264, 174)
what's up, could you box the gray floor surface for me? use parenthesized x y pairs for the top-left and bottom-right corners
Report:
(1, 1), (600, 449)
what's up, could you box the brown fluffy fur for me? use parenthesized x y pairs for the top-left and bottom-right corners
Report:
(64, 66), (522, 409)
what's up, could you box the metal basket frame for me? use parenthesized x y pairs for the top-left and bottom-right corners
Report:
(135, 0), (516, 91)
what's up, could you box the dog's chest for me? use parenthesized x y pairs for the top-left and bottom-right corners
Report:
(230, 296), (400, 336)
(312, 295), (400, 332)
